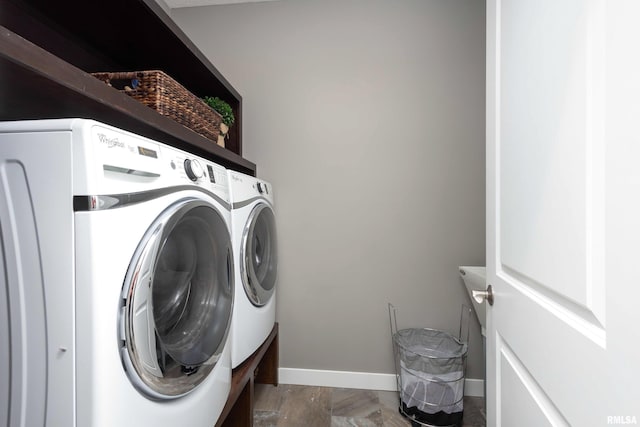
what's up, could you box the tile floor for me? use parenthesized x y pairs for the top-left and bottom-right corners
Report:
(253, 384), (486, 427)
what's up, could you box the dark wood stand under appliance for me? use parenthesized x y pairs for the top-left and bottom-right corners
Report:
(217, 323), (279, 427)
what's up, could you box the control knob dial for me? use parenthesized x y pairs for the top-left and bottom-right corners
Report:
(184, 158), (204, 181)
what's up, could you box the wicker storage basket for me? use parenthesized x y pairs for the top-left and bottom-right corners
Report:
(91, 70), (222, 142)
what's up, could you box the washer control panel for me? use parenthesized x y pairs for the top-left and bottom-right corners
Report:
(89, 123), (228, 200)
(184, 158), (204, 181)
(164, 147), (228, 200)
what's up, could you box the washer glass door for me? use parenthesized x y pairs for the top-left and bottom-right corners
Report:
(241, 203), (277, 306)
(121, 198), (233, 399)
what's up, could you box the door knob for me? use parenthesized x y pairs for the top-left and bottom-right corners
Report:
(472, 285), (494, 306)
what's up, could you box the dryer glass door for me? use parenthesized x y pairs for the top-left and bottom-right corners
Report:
(241, 203), (277, 306)
(121, 198), (233, 399)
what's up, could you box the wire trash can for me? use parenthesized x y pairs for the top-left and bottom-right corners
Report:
(389, 304), (471, 427)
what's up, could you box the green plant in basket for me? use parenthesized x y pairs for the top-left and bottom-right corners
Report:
(203, 96), (234, 147)
(203, 96), (235, 127)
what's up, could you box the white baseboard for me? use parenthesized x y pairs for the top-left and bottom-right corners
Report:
(463, 378), (485, 397)
(278, 368), (484, 397)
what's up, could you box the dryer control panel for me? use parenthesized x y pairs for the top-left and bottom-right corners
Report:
(228, 170), (274, 206)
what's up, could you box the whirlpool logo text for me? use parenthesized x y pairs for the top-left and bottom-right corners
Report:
(97, 133), (125, 148)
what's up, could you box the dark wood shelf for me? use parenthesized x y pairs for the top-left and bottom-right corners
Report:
(217, 323), (279, 427)
(0, 0), (255, 175)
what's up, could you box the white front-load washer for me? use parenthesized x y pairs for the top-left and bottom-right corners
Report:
(227, 170), (277, 368)
(0, 119), (234, 426)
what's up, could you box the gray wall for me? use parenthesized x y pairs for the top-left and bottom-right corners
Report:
(171, 0), (486, 380)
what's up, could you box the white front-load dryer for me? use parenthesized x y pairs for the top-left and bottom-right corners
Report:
(0, 119), (233, 426)
(227, 170), (277, 368)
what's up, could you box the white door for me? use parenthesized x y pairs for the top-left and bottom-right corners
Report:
(487, 1), (640, 425)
